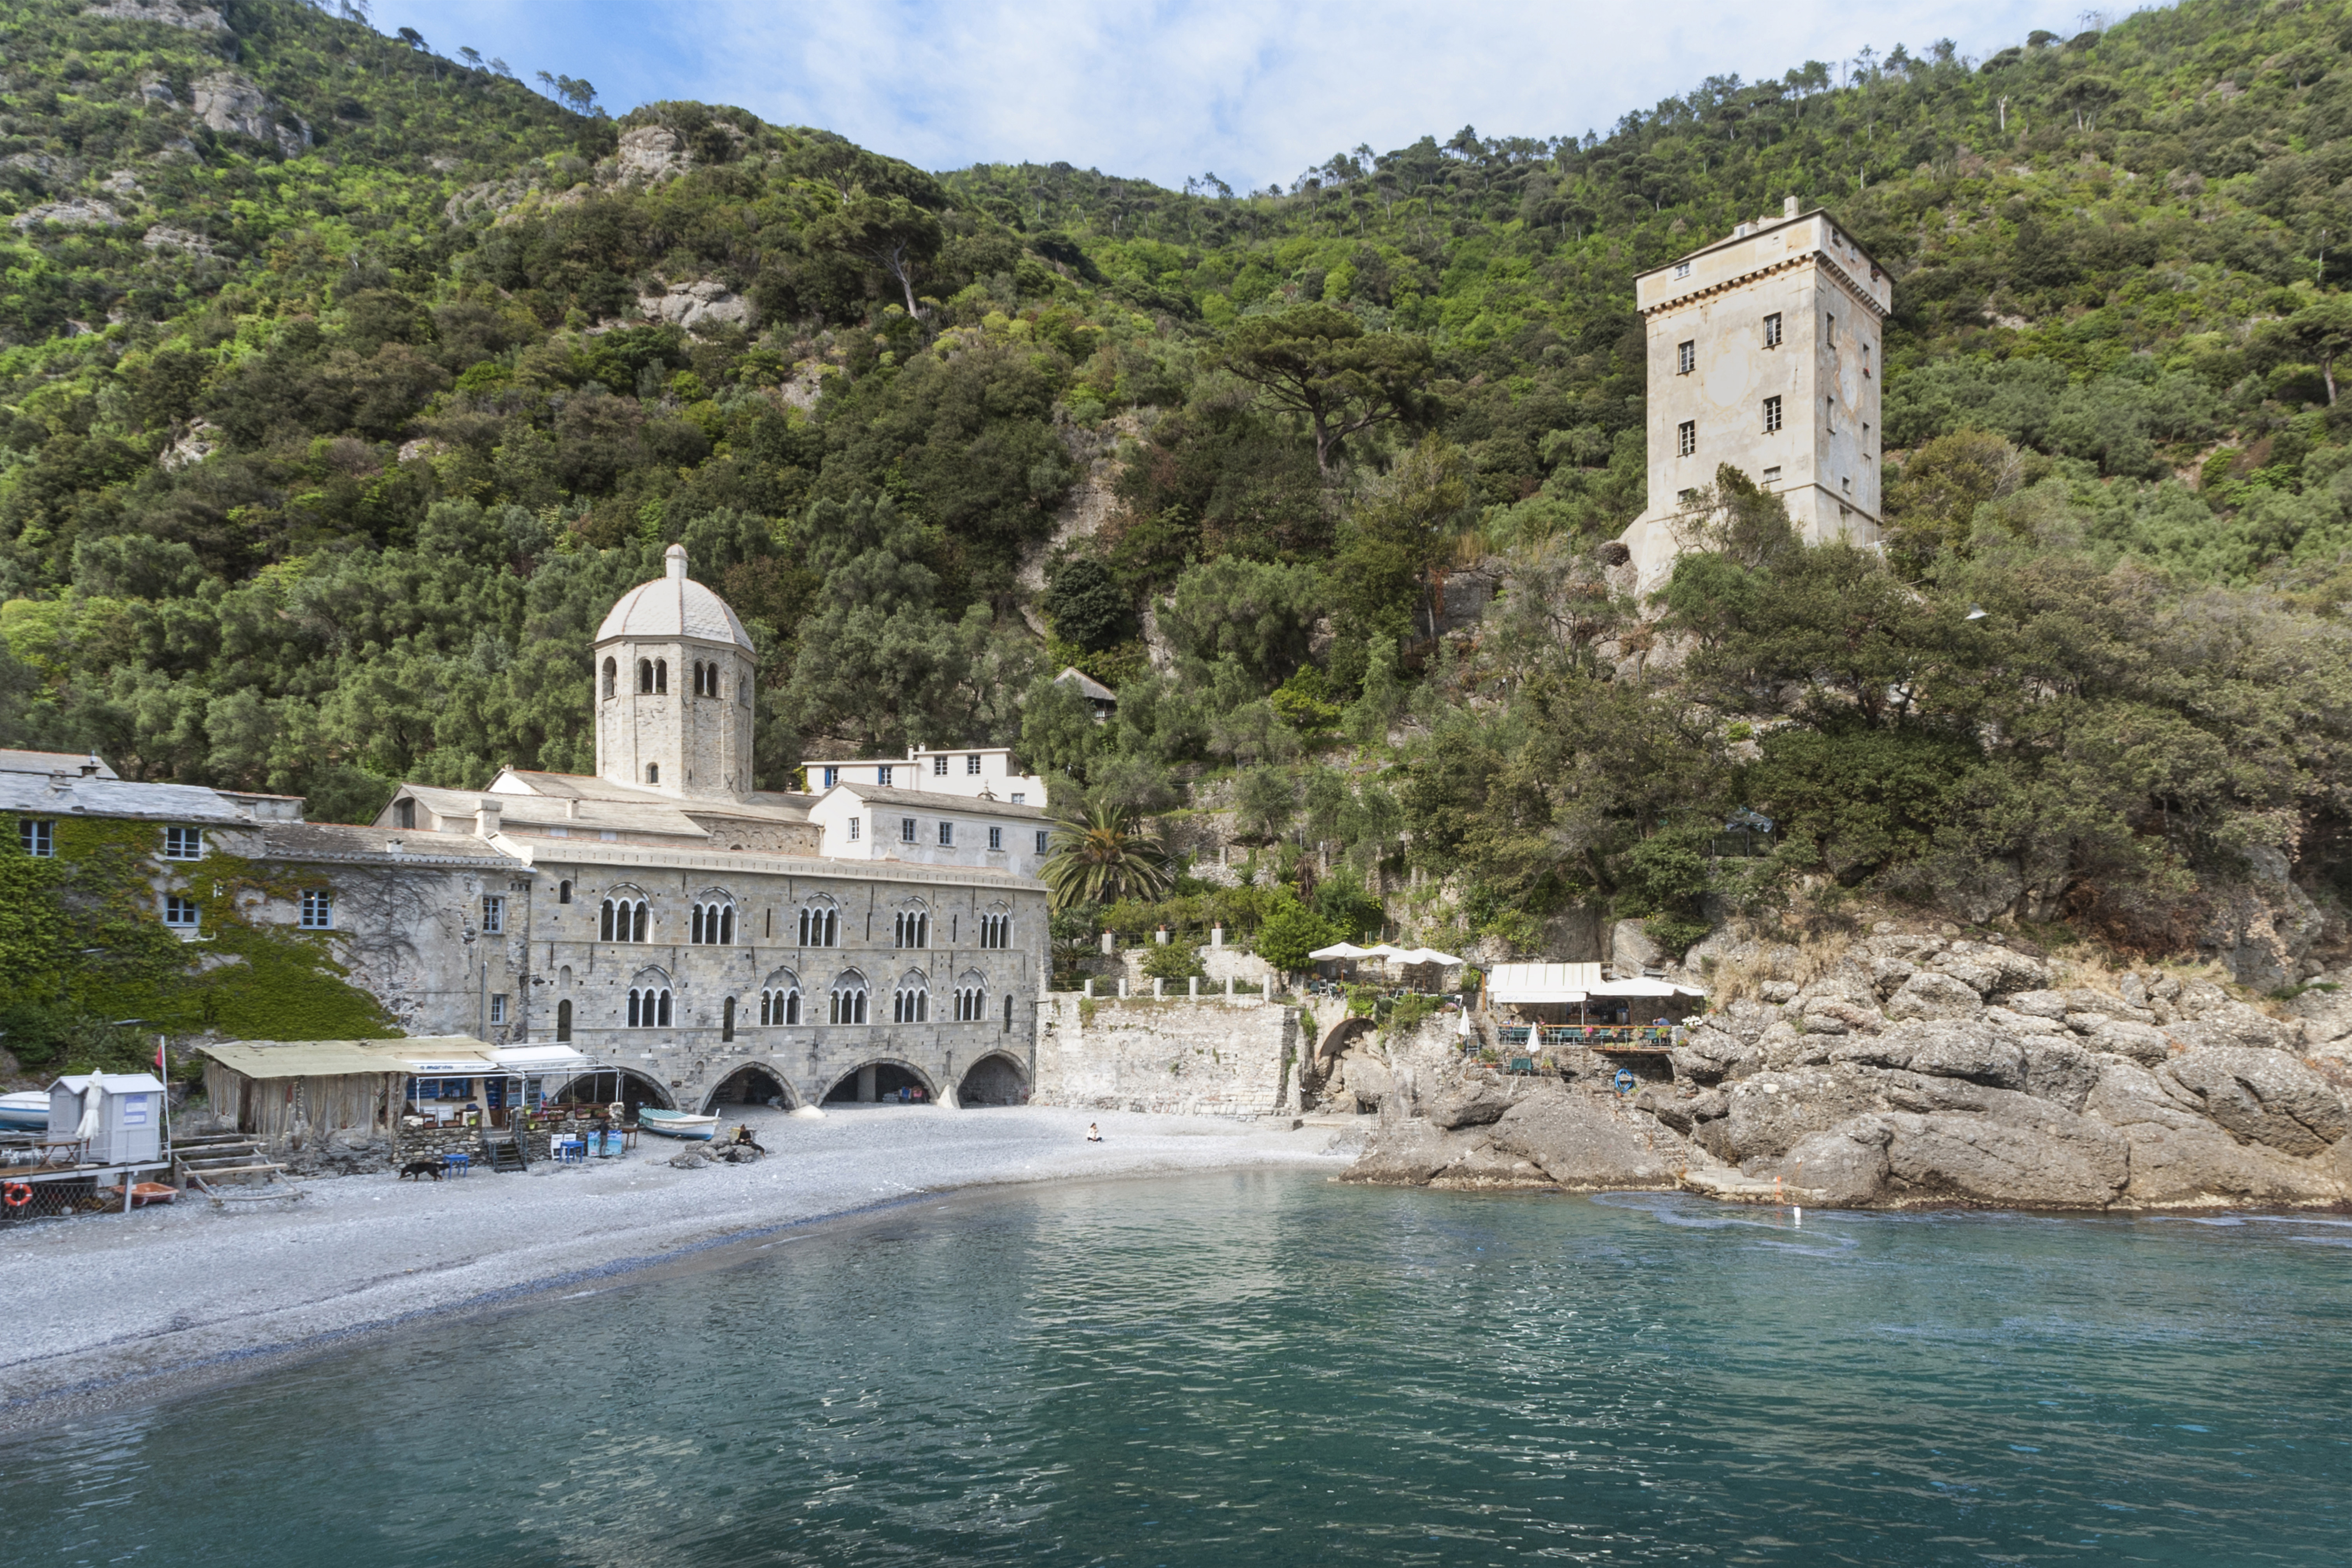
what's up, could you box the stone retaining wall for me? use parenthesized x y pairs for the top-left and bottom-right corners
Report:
(1033, 994), (1300, 1115)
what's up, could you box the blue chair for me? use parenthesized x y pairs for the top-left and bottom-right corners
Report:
(441, 1151), (469, 1178)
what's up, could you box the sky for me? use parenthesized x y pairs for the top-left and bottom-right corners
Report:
(378, 0), (2104, 188)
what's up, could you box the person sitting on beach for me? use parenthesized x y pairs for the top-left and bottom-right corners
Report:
(1085, 1122), (1103, 1143)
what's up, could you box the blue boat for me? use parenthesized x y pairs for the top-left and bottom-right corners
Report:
(0, 1091), (48, 1132)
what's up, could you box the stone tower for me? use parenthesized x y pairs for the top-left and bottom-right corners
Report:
(1617, 199), (1892, 587)
(592, 544), (757, 799)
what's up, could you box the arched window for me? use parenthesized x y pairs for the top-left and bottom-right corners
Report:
(558, 880), (572, 905)
(600, 898), (614, 941)
(654, 659), (668, 695)
(799, 903), (838, 947)
(646, 763), (660, 786)
(830, 972), (868, 1024)
(894, 973), (929, 1023)
(690, 900), (735, 945)
(601, 896), (649, 943)
(556, 999), (572, 1041)
(1004, 993), (1014, 1032)
(979, 912), (1010, 949)
(638, 658), (654, 694)
(631, 983), (671, 1027)
(893, 908), (929, 949)
(722, 996), (736, 1042)
(602, 657), (617, 698)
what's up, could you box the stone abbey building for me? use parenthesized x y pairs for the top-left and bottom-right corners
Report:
(10, 546), (1051, 1113)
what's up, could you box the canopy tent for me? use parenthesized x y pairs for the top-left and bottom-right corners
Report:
(1309, 942), (1375, 961)
(1486, 962), (1604, 1004)
(1590, 977), (1707, 999)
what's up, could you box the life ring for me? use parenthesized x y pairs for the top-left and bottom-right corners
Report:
(3, 1180), (31, 1209)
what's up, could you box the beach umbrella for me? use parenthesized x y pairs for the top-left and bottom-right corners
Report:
(1309, 941), (1373, 961)
(1396, 947), (1465, 967)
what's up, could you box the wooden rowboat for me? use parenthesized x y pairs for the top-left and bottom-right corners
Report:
(635, 1108), (719, 1141)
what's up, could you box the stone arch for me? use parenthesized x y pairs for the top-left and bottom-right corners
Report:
(1302, 1015), (1377, 1108)
(548, 1064), (674, 1113)
(701, 1062), (800, 1114)
(958, 1051), (1027, 1106)
(820, 1057), (939, 1105)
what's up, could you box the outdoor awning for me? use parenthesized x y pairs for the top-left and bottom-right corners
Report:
(1309, 942), (1374, 960)
(195, 1037), (499, 1080)
(1486, 962), (1604, 1004)
(1589, 977), (1707, 999)
(491, 1045), (600, 1072)
(1394, 947), (1465, 967)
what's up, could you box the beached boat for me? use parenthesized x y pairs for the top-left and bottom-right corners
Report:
(0, 1091), (48, 1131)
(635, 1108), (718, 1140)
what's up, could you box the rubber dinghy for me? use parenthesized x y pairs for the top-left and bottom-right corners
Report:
(636, 1108), (719, 1140)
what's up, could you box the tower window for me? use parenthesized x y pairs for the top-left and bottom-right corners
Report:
(1863, 344), (1873, 378)
(556, 999), (572, 1041)
(1763, 312), (1782, 347)
(1824, 314), (1836, 345)
(721, 996), (736, 1042)
(646, 763), (660, 785)
(602, 657), (616, 698)
(638, 659), (653, 694)
(1677, 421), (1696, 458)
(558, 880), (572, 905)
(1676, 340), (1694, 375)
(1762, 466), (1781, 482)
(1678, 488), (1699, 504)
(1762, 395), (1782, 434)
(1826, 397), (1836, 433)
(654, 660), (667, 695)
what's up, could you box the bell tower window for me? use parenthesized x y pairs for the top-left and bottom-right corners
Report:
(638, 659), (653, 694)
(602, 658), (616, 698)
(647, 763), (660, 785)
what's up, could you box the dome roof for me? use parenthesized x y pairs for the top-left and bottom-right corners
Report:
(595, 545), (755, 653)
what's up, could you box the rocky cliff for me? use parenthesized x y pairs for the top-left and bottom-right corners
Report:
(1342, 924), (2352, 1210)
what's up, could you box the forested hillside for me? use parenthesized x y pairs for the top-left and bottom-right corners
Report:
(0, 0), (2346, 992)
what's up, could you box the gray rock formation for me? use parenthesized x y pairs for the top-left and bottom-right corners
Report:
(1342, 922), (2351, 1211)
(192, 71), (309, 157)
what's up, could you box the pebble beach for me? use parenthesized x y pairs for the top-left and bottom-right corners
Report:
(0, 1105), (1354, 1428)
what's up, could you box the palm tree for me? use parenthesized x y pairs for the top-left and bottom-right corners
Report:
(1040, 805), (1173, 909)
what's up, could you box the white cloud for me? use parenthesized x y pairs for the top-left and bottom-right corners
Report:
(384, 0), (2066, 186)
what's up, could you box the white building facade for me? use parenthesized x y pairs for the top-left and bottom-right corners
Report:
(800, 745), (1047, 807)
(1617, 200), (1893, 587)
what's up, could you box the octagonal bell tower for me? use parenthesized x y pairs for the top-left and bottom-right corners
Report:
(593, 544), (757, 799)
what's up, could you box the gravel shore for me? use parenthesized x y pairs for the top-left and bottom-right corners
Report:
(0, 1105), (1354, 1427)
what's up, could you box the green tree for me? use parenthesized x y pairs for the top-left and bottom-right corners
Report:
(2284, 297), (2352, 405)
(1255, 896), (1342, 973)
(1218, 304), (1438, 477)
(1041, 804), (1174, 908)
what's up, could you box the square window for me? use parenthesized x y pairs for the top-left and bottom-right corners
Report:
(989, 826), (1003, 850)
(1676, 340), (1694, 375)
(1035, 830), (1050, 854)
(933, 755), (948, 776)
(1010, 792), (1025, 805)
(1678, 487), (1699, 504)
(1762, 395), (1782, 433)
(847, 818), (861, 842)
(939, 821), (954, 846)
(163, 894), (200, 928)
(877, 765), (893, 787)
(1762, 466), (1782, 482)
(966, 754), (982, 774)
(1676, 420), (1695, 458)
(1763, 312), (1782, 347)
(18, 819), (52, 857)
(901, 817), (917, 843)
(481, 895), (504, 935)
(300, 889), (333, 929)
(1674, 261), (1690, 278)
(163, 826), (203, 860)
(490, 994), (507, 1025)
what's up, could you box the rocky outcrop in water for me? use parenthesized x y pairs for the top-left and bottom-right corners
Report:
(1342, 928), (2352, 1210)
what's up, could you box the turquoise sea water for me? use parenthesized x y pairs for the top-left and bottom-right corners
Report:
(5, 1173), (2349, 1566)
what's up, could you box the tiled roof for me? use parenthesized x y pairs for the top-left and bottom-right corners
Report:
(826, 783), (1050, 819)
(593, 544), (754, 651)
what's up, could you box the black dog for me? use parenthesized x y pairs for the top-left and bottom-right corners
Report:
(398, 1160), (444, 1181)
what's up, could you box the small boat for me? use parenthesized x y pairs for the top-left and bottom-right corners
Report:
(102, 1181), (178, 1207)
(0, 1091), (47, 1132)
(635, 1108), (718, 1141)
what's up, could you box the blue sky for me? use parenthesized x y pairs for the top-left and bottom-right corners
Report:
(379, 0), (2103, 187)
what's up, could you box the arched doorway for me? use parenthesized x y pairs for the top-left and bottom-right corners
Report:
(958, 1052), (1027, 1106)
(703, 1063), (794, 1114)
(549, 1066), (674, 1116)
(822, 1060), (936, 1105)
(1302, 1017), (1377, 1111)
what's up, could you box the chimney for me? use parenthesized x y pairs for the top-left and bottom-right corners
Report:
(1783, 195), (1799, 219)
(475, 799), (503, 838)
(664, 543), (688, 581)
(79, 752), (101, 777)
(565, 797), (579, 819)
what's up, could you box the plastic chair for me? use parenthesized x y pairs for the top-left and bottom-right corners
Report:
(441, 1151), (469, 1178)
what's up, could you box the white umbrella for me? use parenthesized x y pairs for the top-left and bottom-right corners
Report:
(1589, 977), (1706, 998)
(1396, 947), (1465, 967)
(1361, 943), (1412, 961)
(1309, 942), (1373, 961)
(73, 1073), (104, 1149)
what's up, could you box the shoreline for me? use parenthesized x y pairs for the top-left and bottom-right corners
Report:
(0, 1105), (1356, 1434)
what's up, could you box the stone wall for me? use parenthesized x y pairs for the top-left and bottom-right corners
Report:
(1034, 994), (1300, 1115)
